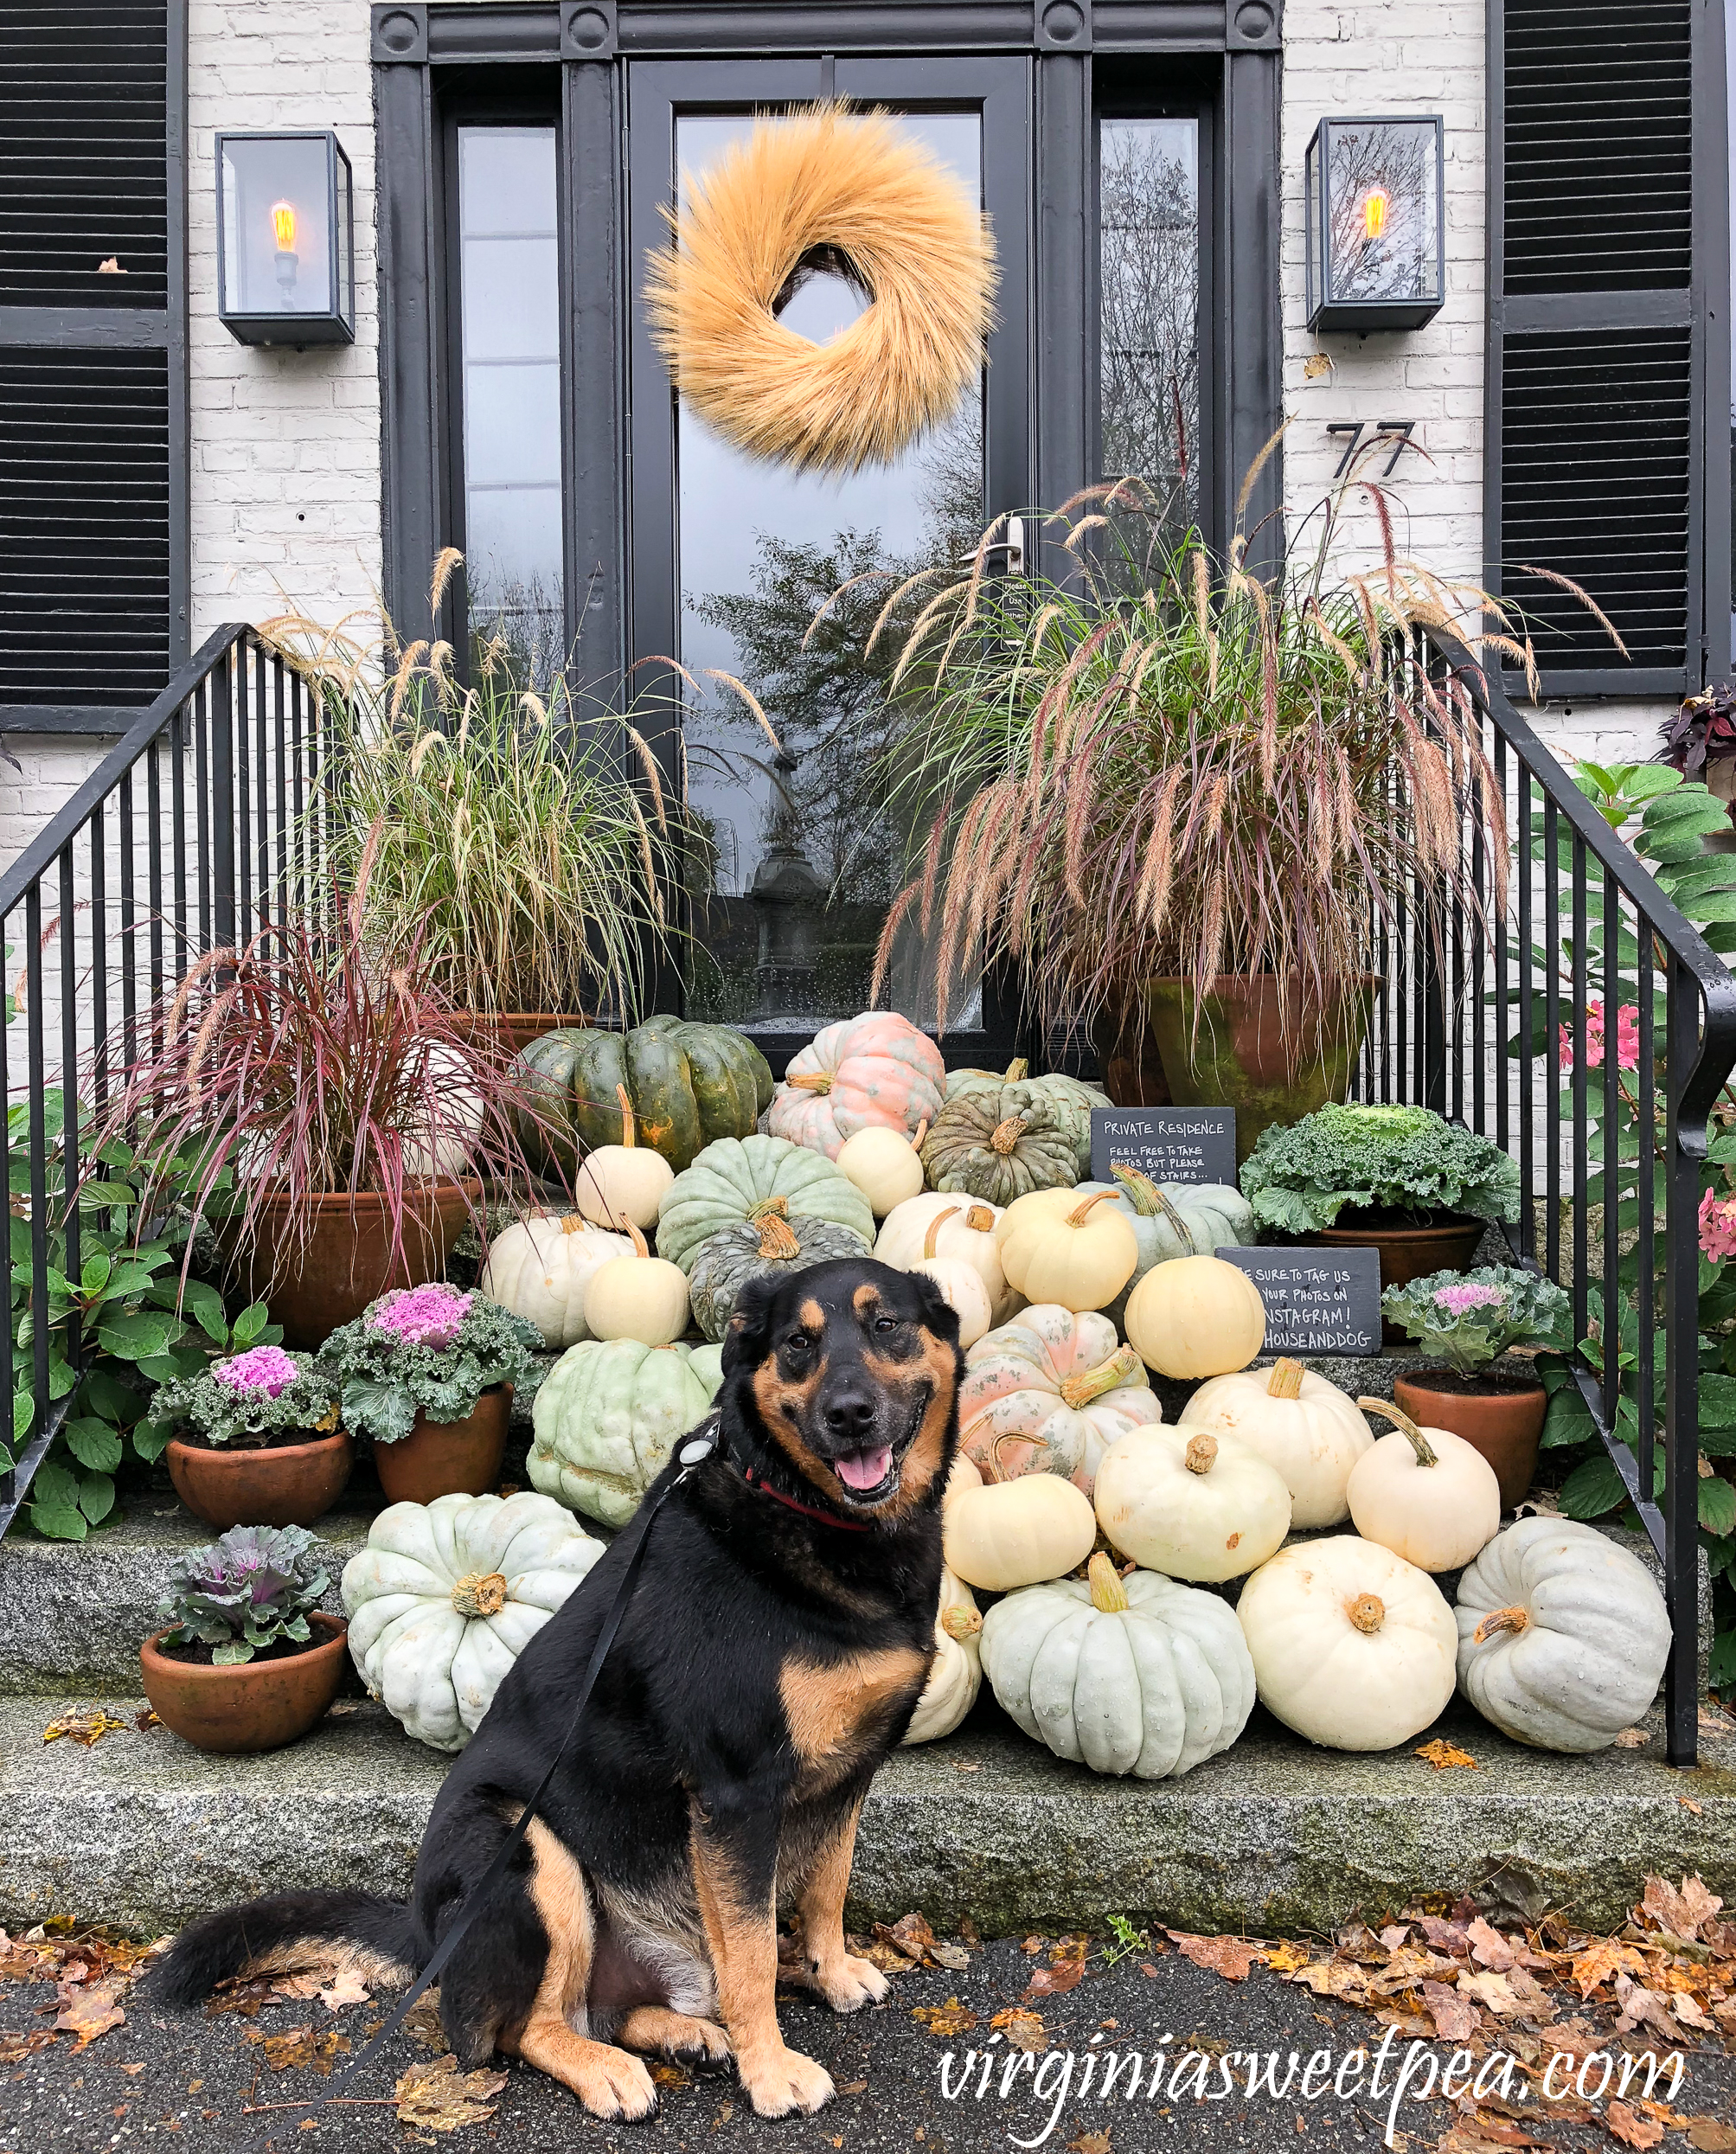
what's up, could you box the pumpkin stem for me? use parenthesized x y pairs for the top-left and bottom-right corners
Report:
(1109, 1162), (1164, 1217)
(785, 1069), (834, 1094)
(1058, 1343), (1142, 1409)
(619, 1215), (650, 1260)
(1472, 1604), (1531, 1645)
(559, 1214), (589, 1236)
(1183, 1430), (1219, 1476)
(615, 1082), (637, 1147)
(924, 1207), (961, 1261)
(452, 1569), (509, 1619)
(986, 1430), (1048, 1484)
(990, 1113), (1028, 1155)
(964, 1204), (996, 1232)
(756, 1209), (801, 1260)
(747, 1196), (791, 1223)
(1267, 1359), (1307, 1401)
(1148, 1186), (1201, 1254)
(1065, 1188), (1120, 1228)
(913, 1118), (930, 1149)
(1347, 1593), (1387, 1635)
(939, 1603), (983, 1642)
(1357, 1396), (1439, 1468)
(1003, 1057), (1030, 1082)
(1086, 1550), (1131, 1612)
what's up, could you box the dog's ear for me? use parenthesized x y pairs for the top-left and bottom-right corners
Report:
(721, 1273), (783, 1380)
(906, 1265), (962, 1349)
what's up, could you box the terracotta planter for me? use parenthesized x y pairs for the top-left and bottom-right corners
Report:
(1299, 1208), (1489, 1341)
(1394, 1365), (1548, 1510)
(454, 1012), (588, 1057)
(229, 1180), (481, 1349)
(1143, 973), (1382, 1164)
(167, 1431), (354, 1532)
(373, 1384), (511, 1504)
(140, 1612), (348, 1755)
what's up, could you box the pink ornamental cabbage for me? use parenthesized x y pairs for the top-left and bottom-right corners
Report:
(1558, 997), (1641, 1074)
(1432, 1282), (1508, 1317)
(366, 1284), (474, 1349)
(212, 1345), (302, 1398)
(1701, 1191), (1736, 1263)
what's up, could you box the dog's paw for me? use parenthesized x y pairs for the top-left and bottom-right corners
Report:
(573, 2048), (658, 2124)
(667, 2017), (733, 2071)
(738, 2044), (835, 2118)
(810, 1952), (889, 2014)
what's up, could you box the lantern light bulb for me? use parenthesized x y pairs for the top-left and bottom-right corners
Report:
(1362, 187), (1389, 241)
(272, 200), (297, 252)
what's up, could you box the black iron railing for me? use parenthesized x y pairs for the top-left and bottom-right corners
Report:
(2, 625), (330, 1537)
(1357, 629), (1736, 1767)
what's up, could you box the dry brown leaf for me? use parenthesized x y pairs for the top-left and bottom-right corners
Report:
(1571, 1940), (1644, 1998)
(1025, 1960), (1085, 1998)
(42, 1710), (128, 1747)
(0, 2029), (56, 2061)
(1614, 1728), (1651, 1749)
(1604, 2100), (1666, 2151)
(838, 2080), (868, 2095)
(1686, 2119), (1736, 2152)
(1418, 1918), (1472, 1957)
(1421, 1980), (1480, 2042)
(1263, 1939), (1310, 1974)
(930, 1940), (970, 1971)
(1465, 1919), (1516, 1971)
(52, 1978), (125, 2048)
(1290, 1961), (1373, 2003)
(1021, 1935), (1044, 1954)
(650, 2062), (689, 2087)
(318, 1969), (370, 2012)
(1166, 1932), (1262, 1981)
(1640, 1875), (1723, 1942)
(880, 1913), (938, 1964)
(1668, 1991), (1713, 2032)
(1067, 2133), (1112, 2154)
(912, 1997), (977, 2037)
(394, 2053), (508, 2133)
(859, 1939), (912, 1973)
(1679, 1798), (1703, 1816)
(1415, 1740), (1478, 1771)
(1536, 2018), (1602, 2062)
(1379, 1924), (1412, 1951)
(403, 1994), (446, 2051)
(990, 2006), (1048, 2053)
(244, 2023), (349, 2074)
(1050, 1933), (1090, 1965)
(134, 1709), (162, 1733)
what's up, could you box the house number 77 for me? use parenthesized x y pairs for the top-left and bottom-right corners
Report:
(1326, 420), (1418, 479)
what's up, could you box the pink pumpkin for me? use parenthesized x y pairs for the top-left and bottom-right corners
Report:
(767, 1011), (946, 1159)
(958, 1304), (1163, 1496)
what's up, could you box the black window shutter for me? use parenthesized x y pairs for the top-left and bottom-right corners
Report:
(1488, 0), (1721, 697)
(0, 2), (185, 728)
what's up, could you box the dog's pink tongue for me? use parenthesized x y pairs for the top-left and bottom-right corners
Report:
(836, 1445), (892, 1491)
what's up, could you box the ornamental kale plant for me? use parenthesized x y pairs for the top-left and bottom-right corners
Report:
(317, 1285), (540, 1444)
(145, 1342), (340, 1450)
(1380, 1266), (1571, 1376)
(157, 1523), (330, 1665)
(1239, 1103), (1522, 1234)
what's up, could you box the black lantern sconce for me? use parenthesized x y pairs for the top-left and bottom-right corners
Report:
(215, 131), (355, 346)
(1305, 116), (1445, 332)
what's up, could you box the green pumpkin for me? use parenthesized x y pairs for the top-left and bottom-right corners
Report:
(944, 1061), (1108, 1175)
(921, 1082), (1079, 1207)
(1073, 1164), (1256, 1328)
(527, 1337), (724, 1529)
(656, 1133), (875, 1275)
(515, 1017), (773, 1174)
(687, 1204), (872, 1343)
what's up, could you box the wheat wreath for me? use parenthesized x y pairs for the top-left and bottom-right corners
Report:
(644, 105), (996, 476)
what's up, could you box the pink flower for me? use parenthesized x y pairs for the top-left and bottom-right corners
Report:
(1432, 1283), (1508, 1317)
(213, 1345), (302, 1398)
(367, 1285), (473, 1349)
(1558, 998), (1641, 1074)
(1700, 1190), (1736, 1263)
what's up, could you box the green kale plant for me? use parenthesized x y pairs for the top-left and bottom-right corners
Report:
(144, 1345), (340, 1450)
(1239, 1102), (1522, 1235)
(317, 1285), (541, 1444)
(157, 1523), (330, 1665)
(1380, 1265), (1571, 1375)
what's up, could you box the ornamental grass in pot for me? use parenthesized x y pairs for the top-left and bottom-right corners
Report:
(1381, 1266), (1572, 1508)
(141, 1524), (345, 1753)
(318, 1284), (541, 1503)
(148, 1335), (350, 1531)
(865, 471), (1517, 1154)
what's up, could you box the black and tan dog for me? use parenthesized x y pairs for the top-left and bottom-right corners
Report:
(151, 1258), (963, 2121)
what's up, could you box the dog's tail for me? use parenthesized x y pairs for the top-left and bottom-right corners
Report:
(148, 1890), (421, 2010)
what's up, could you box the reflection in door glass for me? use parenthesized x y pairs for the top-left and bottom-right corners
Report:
(1099, 118), (1199, 535)
(674, 112), (985, 1035)
(458, 126), (563, 687)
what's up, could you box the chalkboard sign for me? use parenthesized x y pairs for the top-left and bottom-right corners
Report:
(1089, 1107), (1238, 1187)
(1217, 1246), (1384, 1356)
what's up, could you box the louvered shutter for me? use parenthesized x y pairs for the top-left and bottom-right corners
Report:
(0, 2), (184, 727)
(1488, 0), (1714, 696)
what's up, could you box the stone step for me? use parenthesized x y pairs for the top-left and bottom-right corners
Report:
(2, 1687), (1730, 1939)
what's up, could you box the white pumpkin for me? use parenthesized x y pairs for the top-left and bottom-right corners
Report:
(943, 1471), (1097, 1593)
(980, 1551), (1257, 1779)
(957, 1305), (1162, 1493)
(909, 1205), (992, 1348)
(902, 1567), (983, 1745)
(584, 1215), (691, 1346)
(1124, 1254), (1265, 1380)
(945, 1451), (983, 1506)
(836, 1121), (929, 1217)
(875, 1192), (1018, 1324)
(1346, 1397), (1502, 1573)
(1182, 1359), (1374, 1529)
(1236, 1535), (1458, 1751)
(995, 1188), (1140, 1313)
(1093, 1422), (1291, 1583)
(1455, 1518), (1672, 1752)
(341, 1490), (603, 1752)
(477, 1214), (632, 1349)
(573, 1084), (677, 1229)
(1073, 1167), (1256, 1326)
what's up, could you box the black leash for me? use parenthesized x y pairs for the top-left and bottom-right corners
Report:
(250, 1422), (719, 2135)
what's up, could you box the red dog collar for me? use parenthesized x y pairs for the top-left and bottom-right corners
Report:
(741, 1464), (873, 1532)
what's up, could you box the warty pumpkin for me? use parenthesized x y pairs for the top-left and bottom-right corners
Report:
(687, 1202), (871, 1343)
(958, 1305), (1160, 1492)
(944, 1061), (1108, 1176)
(656, 1133), (874, 1275)
(920, 1080), (1079, 1207)
(766, 1010), (945, 1158)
